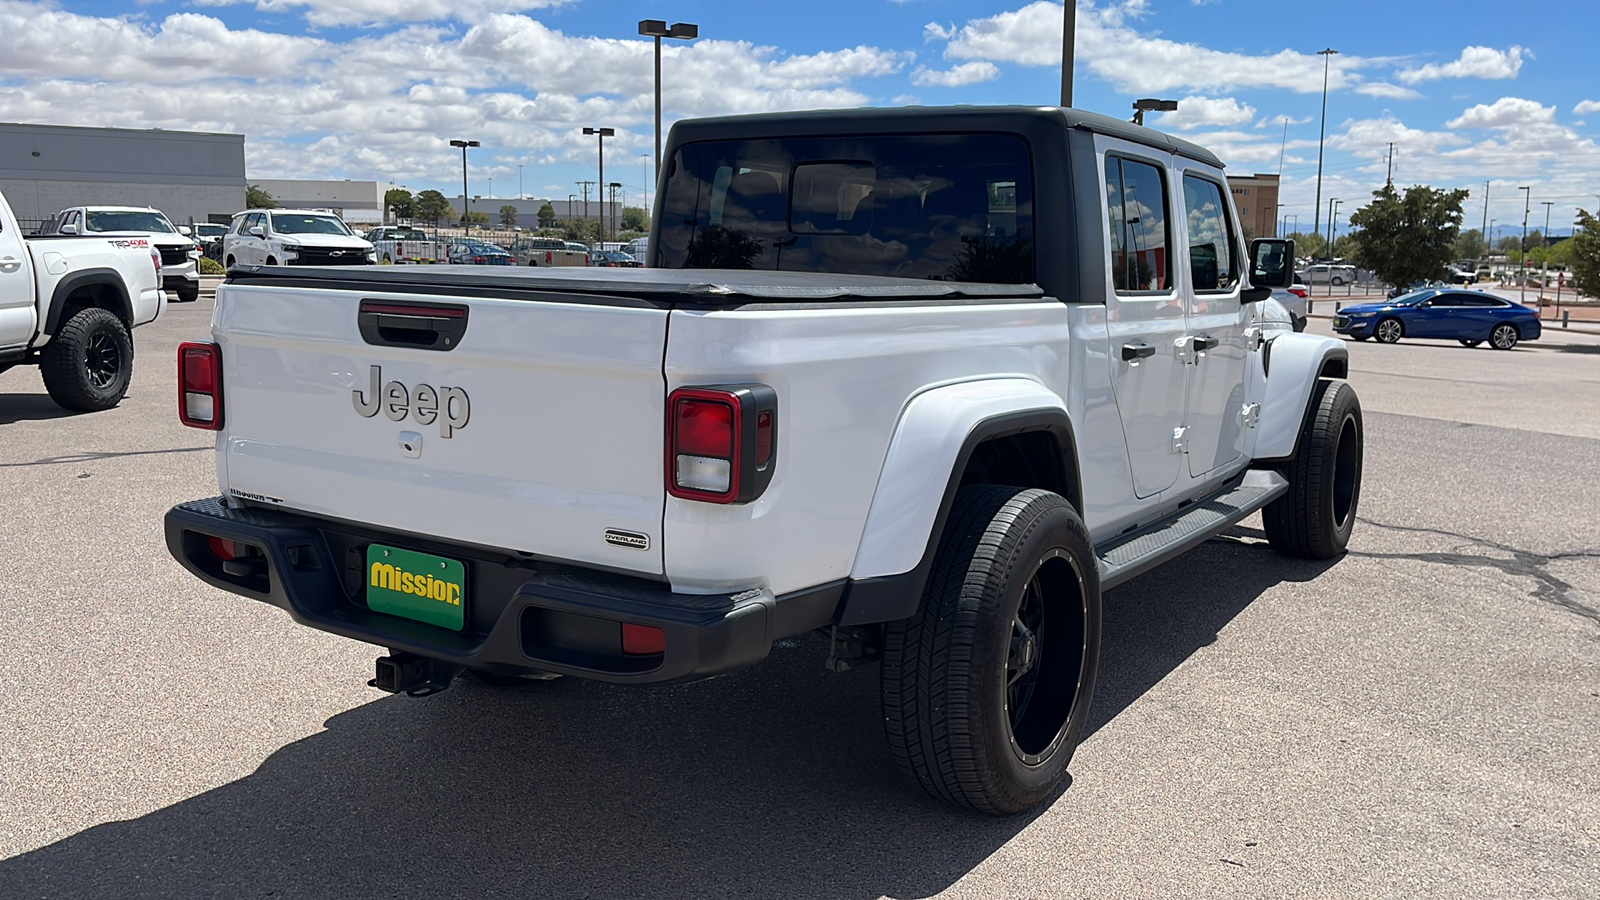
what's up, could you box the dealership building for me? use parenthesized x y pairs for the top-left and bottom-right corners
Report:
(0, 122), (246, 228)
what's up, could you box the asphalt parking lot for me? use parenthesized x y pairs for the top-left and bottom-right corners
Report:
(1, 298), (1596, 898)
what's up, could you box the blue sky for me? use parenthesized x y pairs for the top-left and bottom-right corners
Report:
(3, 0), (1597, 236)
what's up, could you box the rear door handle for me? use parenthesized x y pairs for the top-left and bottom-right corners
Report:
(1121, 342), (1156, 361)
(1191, 335), (1218, 354)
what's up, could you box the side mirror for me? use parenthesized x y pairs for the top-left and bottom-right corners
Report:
(248, 226), (265, 237)
(177, 225), (192, 236)
(1249, 238), (1296, 289)
(60, 223), (78, 235)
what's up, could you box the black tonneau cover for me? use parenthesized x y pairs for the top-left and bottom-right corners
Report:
(226, 264), (1047, 305)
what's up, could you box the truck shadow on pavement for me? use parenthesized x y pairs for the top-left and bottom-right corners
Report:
(0, 393), (76, 425)
(0, 534), (1336, 900)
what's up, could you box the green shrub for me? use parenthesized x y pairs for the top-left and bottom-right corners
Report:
(198, 256), (225, 275)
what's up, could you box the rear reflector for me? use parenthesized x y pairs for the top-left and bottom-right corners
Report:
(178, 341), (223, 430)
(621, 623), (666, 655)
(207, 535), (238, 561)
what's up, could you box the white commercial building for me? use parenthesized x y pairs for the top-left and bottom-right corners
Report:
(0, 122), (246, 228)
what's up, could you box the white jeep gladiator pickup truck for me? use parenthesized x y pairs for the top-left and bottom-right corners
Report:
(0, 190), (165, 410)
(165, 107), (1361, 814)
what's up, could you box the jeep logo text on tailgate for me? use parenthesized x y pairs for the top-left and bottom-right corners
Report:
(352, 365), (470, 437)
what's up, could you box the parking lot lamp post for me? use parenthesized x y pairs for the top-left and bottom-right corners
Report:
(608, 182), (623, 236)
(517, 163), (524, 200)
(583, 127), (615, 241)
(1287, 213), (1298, 238)
(1519, 185), (1531, 304)
(449, 139), (479, 228)
(638, 20), (699, 181)
(1131, 98), (1177, 126)
(1312, 48), (1338, 252)
(1329, 199), (1342, 255)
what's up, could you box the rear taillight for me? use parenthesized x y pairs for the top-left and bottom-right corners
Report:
(667, 385), (777, 503)
(151, 248), (161, 275)
(1288, 287), (1308, 298)
(178, 341), (222, 429)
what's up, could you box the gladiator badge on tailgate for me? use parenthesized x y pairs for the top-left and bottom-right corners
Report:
(352, 365), (470, 437)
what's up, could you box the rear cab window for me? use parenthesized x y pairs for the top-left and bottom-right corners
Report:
(1103, 156), (1173, 293)
(657, 133), (1035, 284)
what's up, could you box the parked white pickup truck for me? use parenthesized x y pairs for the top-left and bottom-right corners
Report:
(38, 206), (202, 303)
(0, 190), (165, 410)
(365, 226), (448, 265)
(222, 209), (375, 269)
(165, 107), (1360, 814)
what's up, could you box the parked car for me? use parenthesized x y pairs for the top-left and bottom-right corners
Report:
(1271, 282), (1310, 331)
(589, 249), (640, 268)
(508, 236), (587, 267)
(163, 104), (1354, 816)
(0, 188), (165, 410)
(1444, 266), (1479, 285)
(223, 209), (375, 269)
(625, 237), (650, 264)
(40, 206), (201, 302)
(446, 239), (515, 265)
(366, 226), (447, 264)
(564, 241), (592, 262)
(1387, 279), (1445, 299)
(1302, 262), (1356, 286)
(1333, 289), (1539, 349)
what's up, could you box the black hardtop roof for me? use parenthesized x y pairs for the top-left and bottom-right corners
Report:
(668, 105), (1224, 169)
(227, 264), (1045, 302)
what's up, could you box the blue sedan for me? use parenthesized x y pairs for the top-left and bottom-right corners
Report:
(1332, 289), (1540, 350)
(446, 239), (515, 266)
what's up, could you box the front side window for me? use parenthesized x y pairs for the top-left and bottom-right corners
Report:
(658, 133), (1034, 283)
(1105, 156), (1172, 292)
(269, 214), (352, 236)
(85, 211), (176, 234)
(1182, 175), (1239, 291)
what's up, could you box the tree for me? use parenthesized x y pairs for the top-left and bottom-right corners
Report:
(1568, 208), (1600, 298)
(245, 185), (276, 209)
(499, 205), (518, 227)
(415, 190), (452, 224)
(1286, 230), (1327, 260)
(385, 188), (416, 220)
(621, 206), (650, 232)
(561, 218), (601, 245)
(1453, 228), (1486, 261)
(537, 202), (557, 229)
(467, 211), (490, 227)
(1346, 183), (1469, 288)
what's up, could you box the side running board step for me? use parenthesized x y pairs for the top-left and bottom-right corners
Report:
(1095, 469), (1290, 590)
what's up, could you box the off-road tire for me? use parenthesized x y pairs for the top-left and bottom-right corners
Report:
(1490, 323), (1519, 350)
(175, 283), (200, 303)
(1374, 317), (1404, 343)
(881, 485), (1101, 815)
(1263, 379), (1363, 559)
(40, 307), (133, 412)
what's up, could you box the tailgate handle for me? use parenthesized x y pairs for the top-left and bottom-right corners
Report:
(358, 300), (468, 351)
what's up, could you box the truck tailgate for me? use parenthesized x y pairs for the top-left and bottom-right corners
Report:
(215, 282), (668, 575)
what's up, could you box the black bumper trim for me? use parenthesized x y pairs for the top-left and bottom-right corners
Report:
(164, 498), (842, 684)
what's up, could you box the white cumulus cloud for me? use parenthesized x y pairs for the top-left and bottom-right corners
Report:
(1396, 45), (1525, 85)
(910, 61), (999, 87)
(1446, 97), (1556, 129)
(1156, 96), (1256, 130)
(1574, 99), (1600, 115)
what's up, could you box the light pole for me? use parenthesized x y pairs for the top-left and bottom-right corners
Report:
(1060, 0), (1075, 106)
(1327, 198), (1342, 258)
(1288, 213), (1299, 238)
(583, 127), (615, 242)
(1312, 47), (1338, 252)
(1131, 98), (1177, 126)
(1519, 185), (1531, 304)
(517, 163), (524, 200)
(449, 139), (479, 229)
(638, 20), (699, 181)
(609, 182), (623, 236)
(1542, 200), (1554, 310)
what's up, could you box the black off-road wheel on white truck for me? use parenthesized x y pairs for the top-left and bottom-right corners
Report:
(40, 307), (134, 412)
(1263, 379), (1363, 559)
(881, 485), (1101, 815)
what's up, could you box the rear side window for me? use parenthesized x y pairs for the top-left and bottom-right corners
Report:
(1181, 175), (1239, 291)
(1104, 156), (1172, 292)
(658, 133), (1034, 283)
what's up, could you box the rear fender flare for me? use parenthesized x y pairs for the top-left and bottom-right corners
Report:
(838, 379), (1080, 626)
(1254, 333), (1349, 460)
(43, 268), (133, 336)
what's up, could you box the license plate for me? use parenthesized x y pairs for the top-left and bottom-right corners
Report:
(365, 543), (466, 631)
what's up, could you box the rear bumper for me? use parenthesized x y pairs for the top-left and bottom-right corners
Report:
(165, 498), (840, 685)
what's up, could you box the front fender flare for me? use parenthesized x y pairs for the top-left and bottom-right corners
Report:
(838, 378), (1078, 626)
(1255, 333), (1349, 461)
